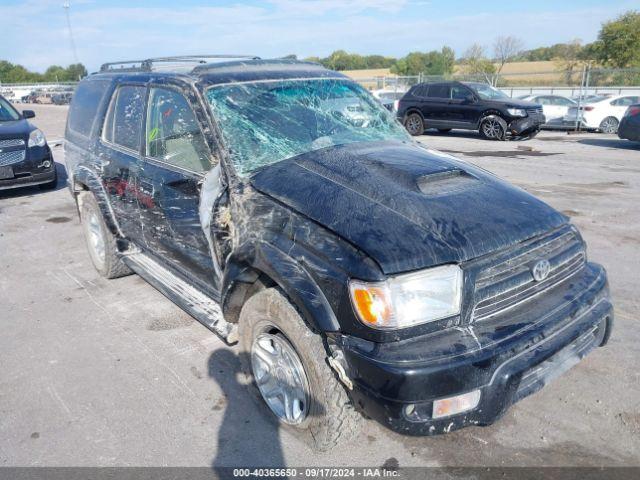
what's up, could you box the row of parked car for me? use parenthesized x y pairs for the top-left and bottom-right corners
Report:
(19, 90), (73, 105)
(372, 83), (639, 141)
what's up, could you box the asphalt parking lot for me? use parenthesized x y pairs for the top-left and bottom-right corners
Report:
(1, 105), (639, 468)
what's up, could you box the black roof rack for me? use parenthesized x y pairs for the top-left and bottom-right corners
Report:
(99, 55), (261, 73)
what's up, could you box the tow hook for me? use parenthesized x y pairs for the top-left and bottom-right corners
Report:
(328, 351), (353, 390)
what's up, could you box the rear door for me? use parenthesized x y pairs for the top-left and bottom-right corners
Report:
(98, 84), (147, 245)
(137, 84), (222, 293)
(421, 83), (451, 125)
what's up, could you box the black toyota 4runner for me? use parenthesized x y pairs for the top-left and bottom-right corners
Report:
(64, 56), (613, 449)
(398, 81), (545, 139)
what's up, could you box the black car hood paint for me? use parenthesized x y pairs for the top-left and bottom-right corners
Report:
(250, 141), (567, 275)
(0, 119), (34, 140)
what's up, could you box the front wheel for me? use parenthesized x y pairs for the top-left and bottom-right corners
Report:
(238, 288), (360, 451)
(599, 116), (619, 134)
(404, 112), (424, 136)
(479, 115), (508, 141)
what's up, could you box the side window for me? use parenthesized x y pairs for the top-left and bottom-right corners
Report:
(537, 96), (551, 105)
(554, 97), (573, 106)
(451, 85), (470, 100)
(67, 80), (110, 137)
(612, 97), (637, 106)
(103, 85), (145, 151)
(428, 85), (450, 99)
(145, 87), (210, 172)
(412, 85), (429, 98)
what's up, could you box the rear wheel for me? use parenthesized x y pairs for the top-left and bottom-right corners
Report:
(599, 116), (619, 134)
(238, 288), (360, 451)
(79, 193), (132, 279)
(480, 115), (507, 140)
(404, 113), (424, 136)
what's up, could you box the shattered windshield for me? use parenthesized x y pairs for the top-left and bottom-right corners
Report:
(206, 79), (410, 176)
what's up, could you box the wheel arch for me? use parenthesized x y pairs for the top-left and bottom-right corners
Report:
(221, 242), (340, 334)
(72, 166), (122, 237)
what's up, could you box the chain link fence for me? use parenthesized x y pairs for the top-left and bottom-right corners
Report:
(2, 67), (640, 103)
(351, 67), (640, 98)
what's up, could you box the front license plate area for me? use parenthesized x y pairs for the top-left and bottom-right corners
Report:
(0, 166), (14, 180)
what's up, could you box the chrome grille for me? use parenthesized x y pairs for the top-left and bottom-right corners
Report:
(472, 228), (586, 321)
(0, 150), (26, 166)
(0, 138), (25, 148)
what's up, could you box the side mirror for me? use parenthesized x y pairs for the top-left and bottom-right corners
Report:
(22, 110), (36, 119)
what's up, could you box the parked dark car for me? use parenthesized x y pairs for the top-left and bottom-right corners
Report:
(0, 95), (57, 191)
(398, 81), (545, 140)
(52, 92), (73, 105)
(617, 104), (640, 142)
(64, 56), (613, 450)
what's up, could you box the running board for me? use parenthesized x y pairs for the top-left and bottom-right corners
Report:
(122, 252), (237, 344)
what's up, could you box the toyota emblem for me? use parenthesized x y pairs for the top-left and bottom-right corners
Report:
(532, 259), (551, 282)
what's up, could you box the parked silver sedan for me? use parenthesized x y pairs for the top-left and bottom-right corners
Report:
(518, 94), (577, 129)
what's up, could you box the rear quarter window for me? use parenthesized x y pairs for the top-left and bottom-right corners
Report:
(67, 80), (110, 138)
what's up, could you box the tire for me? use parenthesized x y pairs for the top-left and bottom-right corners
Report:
(479, 115), (508, 141)
(79, 192), (132, 279)
(437, 128), (452, 133)
(404, 112), (424, 136)
(599, 116), (619, 134)
(238, 288), (360, 451)
(38, 166), (58, 190)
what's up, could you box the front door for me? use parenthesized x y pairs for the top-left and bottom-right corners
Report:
(137, 85), (223, 294)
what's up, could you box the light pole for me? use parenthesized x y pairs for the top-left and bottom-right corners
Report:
(63, 2), (80, 66)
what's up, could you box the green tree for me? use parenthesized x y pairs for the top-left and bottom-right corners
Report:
(0, 60), (87, 83)
(461, 44), (496, 83)
(594, 10), (640, 67)
(391, 47), (455, 76)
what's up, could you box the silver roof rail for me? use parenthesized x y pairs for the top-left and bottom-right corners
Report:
(99, 55), (261, 73)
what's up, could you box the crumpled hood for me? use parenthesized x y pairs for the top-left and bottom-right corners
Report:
(250, 141), (567, 274)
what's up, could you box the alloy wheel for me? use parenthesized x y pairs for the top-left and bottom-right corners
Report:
(86, 211), (106, 265)
(405, 115), (422, 135)
(251, 331), (310, 425)
(482, 118), (503, 139)
(600, 117), (618, 134)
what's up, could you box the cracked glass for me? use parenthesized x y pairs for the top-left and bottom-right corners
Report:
(206, 79), (409, 176)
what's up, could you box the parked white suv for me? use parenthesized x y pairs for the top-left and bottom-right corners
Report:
(565, 94), (640, 133)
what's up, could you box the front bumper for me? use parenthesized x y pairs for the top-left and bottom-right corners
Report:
(0, 145), (55, 191)
(509, 114), (545, 136)
(338, 262), (613, 435)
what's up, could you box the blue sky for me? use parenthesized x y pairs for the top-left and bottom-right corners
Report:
(1, 0), (637, 72)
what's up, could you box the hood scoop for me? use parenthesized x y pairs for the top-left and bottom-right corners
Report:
(417, 169), (480, 196)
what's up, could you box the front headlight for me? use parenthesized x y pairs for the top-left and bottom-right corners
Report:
(507, 108), (527, 117)
(349, 264), (462, 330)
(28, 129), (47, 148)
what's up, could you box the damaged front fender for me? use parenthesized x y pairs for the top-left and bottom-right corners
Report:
(221, 241), (341, 333)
